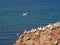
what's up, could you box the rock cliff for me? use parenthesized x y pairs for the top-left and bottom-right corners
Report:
(14, 22), (60, 45)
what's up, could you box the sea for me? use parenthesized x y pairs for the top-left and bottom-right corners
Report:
(0, 0), (60, 45)
(0, 9), (60, 45)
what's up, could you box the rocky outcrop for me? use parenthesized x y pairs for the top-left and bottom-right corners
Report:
(14, 22), (60, 45)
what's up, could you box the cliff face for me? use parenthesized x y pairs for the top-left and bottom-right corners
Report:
(14, 22), (60, 45)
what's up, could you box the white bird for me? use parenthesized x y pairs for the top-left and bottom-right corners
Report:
(49, 24), (54, 29)
(19, 34), (24, 39)
(26, 37), (30, 40)
(16, 40), (19, 43)
(35, 31), (39, 35)
(31, 28), (36, 32)
(27, 31), (31, 33)
(24, 30), (27, 34)
(54, 23), (59, 27)
(46, 24), (55, 29)
(37, 26), (42, 31)
(22, 12), (29, 16)
(46, 24), (52, 28)
(42, 27), (46, 31)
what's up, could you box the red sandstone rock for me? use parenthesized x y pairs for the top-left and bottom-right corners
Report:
(14, 22), (60, 45)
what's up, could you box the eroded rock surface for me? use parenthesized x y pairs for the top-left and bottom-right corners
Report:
(14, 22), (60, 45)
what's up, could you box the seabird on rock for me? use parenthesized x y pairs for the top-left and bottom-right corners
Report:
(53, 22), (60, 28)
(24, 30), (28, 34)
(46, 23), (55, 29)
(54, 23), (59, 27)
(27, 31), (31, 33)
(49, 24), (54, 29)
(19, 34), (24, 39)
(46, 24), (52, 28)
(31, 28), (36, 32)
(37, 26), (42, 31)
(35, 31), (39, 35)
(42, 27), (46, 31)
(25, 37), (30, 41)
(16, 40), (19, 43)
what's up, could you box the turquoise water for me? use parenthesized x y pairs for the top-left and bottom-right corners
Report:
(0, 9), (60, 45)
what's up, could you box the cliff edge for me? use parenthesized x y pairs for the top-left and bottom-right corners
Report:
(14, 22), (60, 45)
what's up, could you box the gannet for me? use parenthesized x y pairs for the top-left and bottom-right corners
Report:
(46, 24), (52, 28)
(16, 40), (19, 43)
(26, 37), (30, 41)
(54, 22), (60, 27)
(37, 26), (42, 31)
(54, 23), (59, 27)
(46, 24), (54, 29)
(22, 12), (28, 16)
(35, 32), (39, 35)
(42, 27), (46, 31)
(27, 31), (31, 33)
(19, 34), (24, 38)
(24, 30), (27, 34)
(31, 28), (36, 32)
(49, 24), (54, 29)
